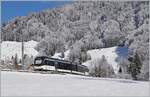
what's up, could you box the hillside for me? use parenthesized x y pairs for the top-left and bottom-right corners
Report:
(49, 46), (128, 74)
(83, 46), (128, 74)
(1, 1), (149, 80)
(1, 40), (128, 74)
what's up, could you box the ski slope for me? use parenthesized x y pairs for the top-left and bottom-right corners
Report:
(82, 46), (128, 73)
(1, 40), (38, 60)
(1, 71), (149, 96)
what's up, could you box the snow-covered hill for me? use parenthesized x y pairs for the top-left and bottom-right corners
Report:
(1, 40), (38, 60)
(1, 71), (149, 96)
(83, 46), (128, 74)
(52, 46), (128, 74)
(1, 40), (128, 74)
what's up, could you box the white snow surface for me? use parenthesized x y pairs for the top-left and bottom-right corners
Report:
(1, 40), (38, 60)
(82, 46), (128, 74)
(1, 71), (149, 96)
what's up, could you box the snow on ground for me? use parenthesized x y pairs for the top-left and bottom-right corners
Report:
(82, 46), (128, 74)
(1, 40), (38, 60)
(1, 71), (149, 96)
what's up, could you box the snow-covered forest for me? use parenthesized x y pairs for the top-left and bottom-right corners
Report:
(1, 1), (149, 81)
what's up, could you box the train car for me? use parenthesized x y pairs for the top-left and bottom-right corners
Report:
(33, 56), (89, 74)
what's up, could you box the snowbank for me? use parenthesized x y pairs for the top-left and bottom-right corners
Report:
(1, 71), (149, 96)
(1, 40), (38, 60)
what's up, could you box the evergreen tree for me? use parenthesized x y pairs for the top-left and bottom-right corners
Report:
(129, 52), (142, 80)
(118, 67), (122, 73)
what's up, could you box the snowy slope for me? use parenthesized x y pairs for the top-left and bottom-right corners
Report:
(82, 46), (128, 74)
(52, 46), (128, 74)
(1, 40), (38, 60)
(1, 71), (149, 96)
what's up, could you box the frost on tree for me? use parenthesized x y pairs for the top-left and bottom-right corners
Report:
(1, 1), (149, 80)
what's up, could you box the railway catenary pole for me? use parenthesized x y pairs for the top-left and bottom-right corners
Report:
(21, 20), (25, 70)
(22, 33), (24, 69)
(0, 24), (1, 67)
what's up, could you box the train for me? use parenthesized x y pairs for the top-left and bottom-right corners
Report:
(33, 56), (89, 74)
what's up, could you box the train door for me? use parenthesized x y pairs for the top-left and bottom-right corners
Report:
(54, 62), (58, 71)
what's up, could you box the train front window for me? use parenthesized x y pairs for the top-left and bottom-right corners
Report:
(35, 59), (42, 64)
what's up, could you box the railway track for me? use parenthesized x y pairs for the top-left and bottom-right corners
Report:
(1, 69), (89, 76)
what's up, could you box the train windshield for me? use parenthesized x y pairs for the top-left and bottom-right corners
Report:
(35, 59), (43, 64)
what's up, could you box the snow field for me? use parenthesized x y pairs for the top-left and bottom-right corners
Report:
(1, 71), (149, 96)
(1, 40), (38, 60)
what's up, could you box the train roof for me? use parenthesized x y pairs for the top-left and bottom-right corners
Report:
(35, 56), (71, 63)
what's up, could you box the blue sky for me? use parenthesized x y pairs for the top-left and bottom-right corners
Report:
(1, 1), (72, 23)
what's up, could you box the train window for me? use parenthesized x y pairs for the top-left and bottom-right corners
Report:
(44, 60), (54, 66)
(35, 59), (42, 64)
(44, 60), (48, 65)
